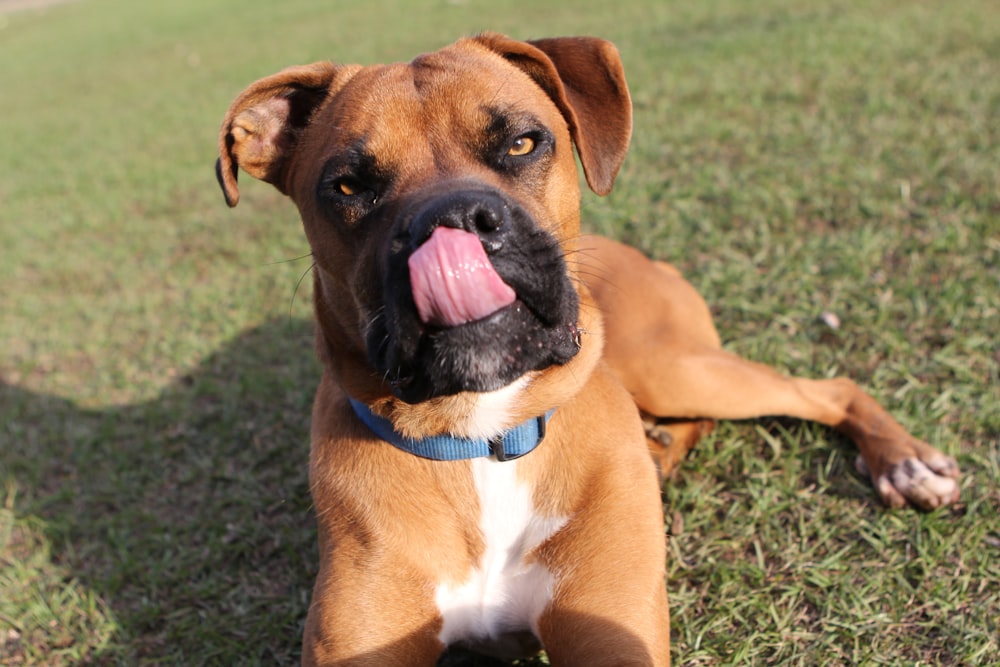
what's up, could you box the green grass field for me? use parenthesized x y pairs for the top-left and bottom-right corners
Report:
(1, 0), (997, 664)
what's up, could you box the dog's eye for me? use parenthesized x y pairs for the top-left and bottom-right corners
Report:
(317, 154), (385, 214)
(323, 176), (378, 205)
(507, 135), (536, 157)
(334, 178), (360, 197)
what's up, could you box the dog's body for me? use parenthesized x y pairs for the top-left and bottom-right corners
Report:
(217, 34), (960, 666)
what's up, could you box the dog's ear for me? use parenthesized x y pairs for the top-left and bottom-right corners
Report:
(472, 33), (632, 196)
(216, 63), (355, 207)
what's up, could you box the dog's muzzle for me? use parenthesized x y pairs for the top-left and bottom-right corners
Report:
(367, 186), (581, 403)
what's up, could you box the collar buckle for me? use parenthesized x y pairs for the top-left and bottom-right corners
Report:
(488, 413), (547, 462)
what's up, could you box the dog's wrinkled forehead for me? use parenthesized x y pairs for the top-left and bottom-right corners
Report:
(301, 46), (565, 180)
(218, 34), (631, 209)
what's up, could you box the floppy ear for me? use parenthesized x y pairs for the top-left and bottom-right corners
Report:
(471, 33), (632, 196)
(216, 62), (355, 207)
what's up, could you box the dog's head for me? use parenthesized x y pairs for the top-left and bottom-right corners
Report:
(217, 34), (631, 426)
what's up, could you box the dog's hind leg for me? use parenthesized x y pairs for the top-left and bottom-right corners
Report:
(579, 234), (959, 509)
(628, 345), (959, 510)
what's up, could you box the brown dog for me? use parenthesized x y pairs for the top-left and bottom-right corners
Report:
(217, 34), (960, 666)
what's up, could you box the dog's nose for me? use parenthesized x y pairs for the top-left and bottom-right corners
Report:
(408, 190), (511, 250)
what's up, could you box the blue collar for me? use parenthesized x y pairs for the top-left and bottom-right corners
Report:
(348, 397), (553, 462)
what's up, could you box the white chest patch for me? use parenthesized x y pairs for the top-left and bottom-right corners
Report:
(457, 376), (531, 439)
(435, 457), (567, 649)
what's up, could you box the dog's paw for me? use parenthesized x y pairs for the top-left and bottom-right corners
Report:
(855, 446), (960, 510)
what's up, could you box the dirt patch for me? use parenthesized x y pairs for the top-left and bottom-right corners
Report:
(0, 0), (79, 13)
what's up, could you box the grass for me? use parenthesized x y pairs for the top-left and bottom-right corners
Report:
(1, 0), (997, 664)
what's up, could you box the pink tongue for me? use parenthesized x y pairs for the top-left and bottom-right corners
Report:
(408, 227), (516, 327)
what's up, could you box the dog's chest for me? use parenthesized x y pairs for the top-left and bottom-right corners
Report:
(435, 458), (567, 651)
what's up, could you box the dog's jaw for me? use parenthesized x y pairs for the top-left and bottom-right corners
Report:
(371, 301), (581, 404)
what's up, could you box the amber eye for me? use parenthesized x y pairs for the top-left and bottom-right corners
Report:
(336, 179), (358, 196)
(507, 135), (536, 157)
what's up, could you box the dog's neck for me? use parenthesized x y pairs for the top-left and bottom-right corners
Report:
(348, 397), (553, 462)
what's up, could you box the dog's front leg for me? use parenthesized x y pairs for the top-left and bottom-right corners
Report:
(531, 379), (672, 667)
(302, 552), (446, 667)
(535, 510), (671, 667)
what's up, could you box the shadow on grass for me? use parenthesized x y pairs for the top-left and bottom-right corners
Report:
(3, 318), (319, 663)
(1, 315), (893, 666)
(2, 318), (547, 665)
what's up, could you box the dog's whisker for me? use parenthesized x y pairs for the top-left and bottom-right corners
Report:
(265, 251), (314, 266)
(288, 258), (317, 321)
